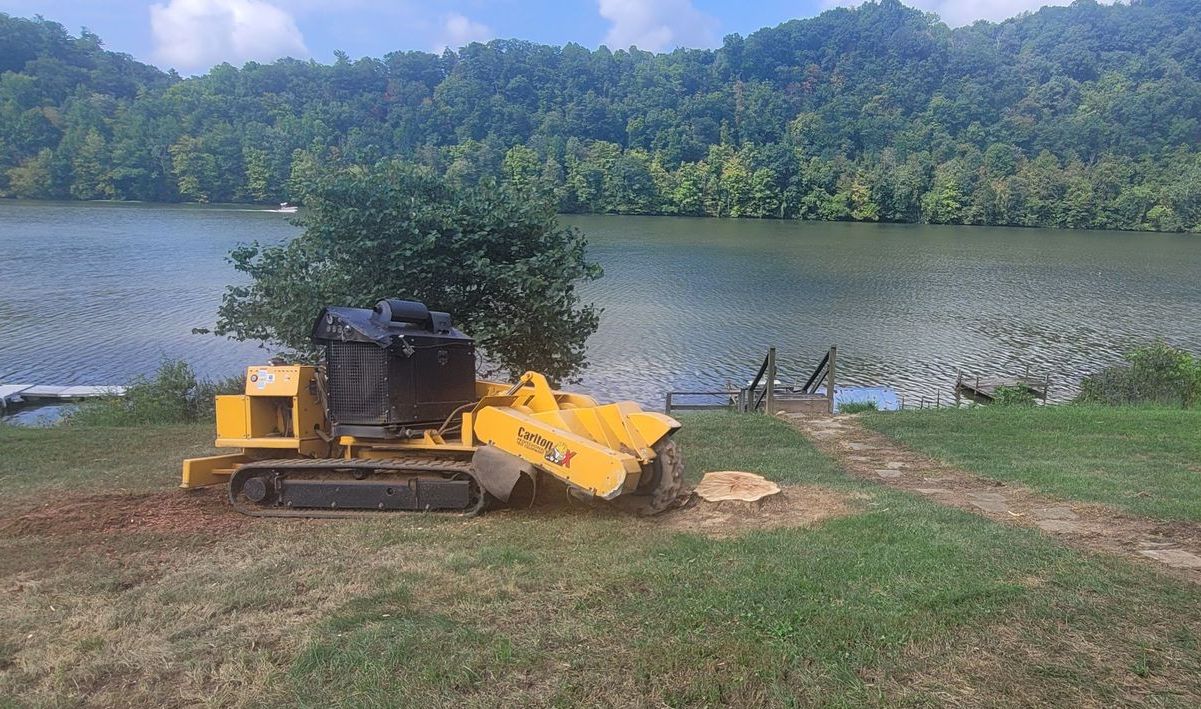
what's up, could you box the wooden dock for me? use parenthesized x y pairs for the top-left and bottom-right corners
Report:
(0, 384), (126, 412)
(955, 372), (1048, 404)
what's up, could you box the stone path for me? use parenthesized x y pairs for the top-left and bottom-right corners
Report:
(783, 413), (1201, 582)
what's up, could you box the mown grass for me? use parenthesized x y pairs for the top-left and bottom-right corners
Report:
(2, 414), (1201, 706)
(861, 405), (1201, 521)
(0, 423), (215, 508)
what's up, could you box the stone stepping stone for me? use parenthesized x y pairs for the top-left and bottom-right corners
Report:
(846, 443), (875, 451)
(1031, 507), (1078, 521)
(1139, 549), (1201, 569)
(875, 469), (903, 479)
(966, 492), (1009, 513)
(914, 487), (951, 495)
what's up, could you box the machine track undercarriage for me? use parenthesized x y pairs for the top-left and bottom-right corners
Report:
(227, 458), (487, 518)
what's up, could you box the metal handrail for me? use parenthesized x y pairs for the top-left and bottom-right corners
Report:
(747, 352), (771, 412)
(747, 354), (770, 397)
(800, 350), (830, 394)
(754, 380), (772, 410)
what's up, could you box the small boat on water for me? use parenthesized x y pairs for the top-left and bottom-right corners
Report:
(277, 202), (299, 213)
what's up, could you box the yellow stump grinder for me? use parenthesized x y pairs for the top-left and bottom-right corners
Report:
(182, 299), (684, 517)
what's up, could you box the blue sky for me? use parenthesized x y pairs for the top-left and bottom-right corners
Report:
(0, 1), (1108, 74)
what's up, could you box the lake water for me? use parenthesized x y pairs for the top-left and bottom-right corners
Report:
(2, 200), (1199, 413)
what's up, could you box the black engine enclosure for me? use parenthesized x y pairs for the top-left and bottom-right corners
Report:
(312, 299), (476, 438)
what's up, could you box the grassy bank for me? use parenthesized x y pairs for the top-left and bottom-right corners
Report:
(3, 415), (1201, 706)
(0, 424), (216, 510)
(862, 405), (1201, 522)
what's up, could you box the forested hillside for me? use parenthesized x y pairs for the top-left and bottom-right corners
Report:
(2, 0), (1200, 231)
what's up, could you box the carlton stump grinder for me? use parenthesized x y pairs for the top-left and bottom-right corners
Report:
(181, 299), (685, 517)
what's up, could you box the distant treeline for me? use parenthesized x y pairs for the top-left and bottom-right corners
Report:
(2, 0), (1200, 232)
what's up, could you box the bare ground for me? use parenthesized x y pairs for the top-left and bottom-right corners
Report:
(1, 488), (244, 538)
(656, 484), (861, 538)
(783, 413), (1201, 583)
(1, 481), (858, 544)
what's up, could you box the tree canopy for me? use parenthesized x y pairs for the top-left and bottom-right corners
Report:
(2, 0), (1201, 231)
(211, 162), (601, 384)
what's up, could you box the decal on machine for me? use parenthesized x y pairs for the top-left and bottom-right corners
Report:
(517, 426), (577, 468)
(254, 368), (276, 390)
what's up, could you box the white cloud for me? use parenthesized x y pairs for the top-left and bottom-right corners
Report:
(598, 0), (719, 52)
(434, 12), (493, 52)
(149, 0), (309, 72)
(821, 0), (1119, 27)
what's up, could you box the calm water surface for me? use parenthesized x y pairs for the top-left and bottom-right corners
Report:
(2, 200), (1199, 410)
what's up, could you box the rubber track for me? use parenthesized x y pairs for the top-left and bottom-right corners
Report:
(229, 457), (484, 518)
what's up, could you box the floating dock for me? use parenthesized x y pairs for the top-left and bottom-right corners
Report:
(0, 384), (126, 412)
(954, 372), (1048, 404)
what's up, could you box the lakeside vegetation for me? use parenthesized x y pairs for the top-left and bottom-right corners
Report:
(2, 0), (1201, 232)
(4, 413), (1201, 705)
(1078, 340), (1201, 409)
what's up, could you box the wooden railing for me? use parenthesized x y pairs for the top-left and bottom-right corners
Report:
(746, 347), (777, 414)
(800, 348), (831, 395)
(664, 346), (837, 415)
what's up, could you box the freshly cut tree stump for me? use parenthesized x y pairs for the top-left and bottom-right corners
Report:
(694, 471), (781, 503)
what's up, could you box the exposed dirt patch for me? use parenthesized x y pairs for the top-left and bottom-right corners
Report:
(784, 413), (1201, 584)
(0, 488), (245, 539)
(656, 484), (860, 538)
(2, 482), (854, 546)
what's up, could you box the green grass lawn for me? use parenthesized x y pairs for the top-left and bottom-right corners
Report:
(0, 423), (216, 501)
(2, 415), (1201, 706)
(861, 405), (1201, 522)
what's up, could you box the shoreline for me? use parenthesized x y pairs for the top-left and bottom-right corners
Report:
(2, 196), (1197, 236)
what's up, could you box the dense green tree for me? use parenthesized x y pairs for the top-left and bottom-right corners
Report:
(671, 161), (705, 215)
(210, 162), (602, 383)
(501, 144), (541, 193)
(921, 160), (965, 224)
(286, 148), (321, 201)
(169, 136), (216, 202)
(243, 147), (272, 201)
(70, 129), (114, 200)
(3, 1), (1201, 231)
(5, 146), (52, 197)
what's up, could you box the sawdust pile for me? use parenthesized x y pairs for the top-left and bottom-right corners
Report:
(658, 484), (857, 539)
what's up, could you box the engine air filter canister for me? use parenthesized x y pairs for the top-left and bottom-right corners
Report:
(373, 299), (430, 326)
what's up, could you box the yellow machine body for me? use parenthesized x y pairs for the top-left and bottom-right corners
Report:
(181, 365), (327, 489)
(182, 365), (681, 512)
(464, 373), (677, 500)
